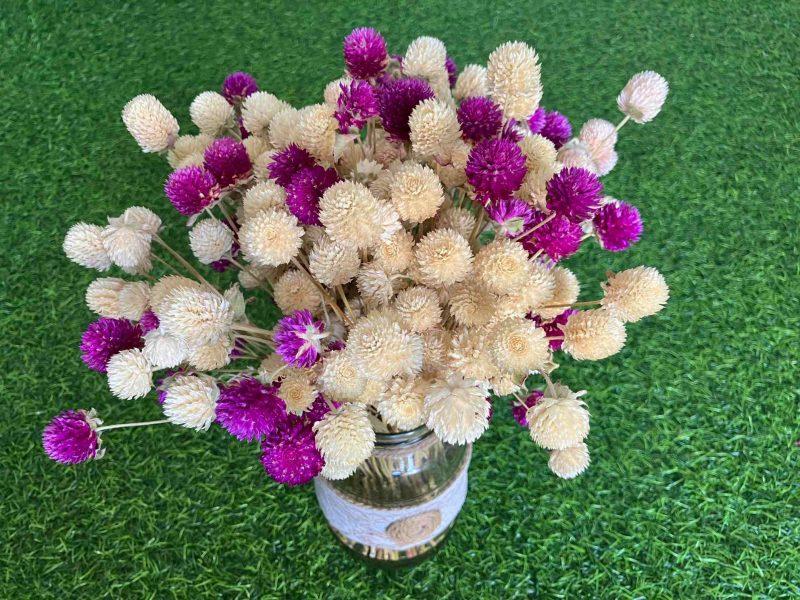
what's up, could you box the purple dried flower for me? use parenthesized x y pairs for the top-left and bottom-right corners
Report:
(521, 211), (584, 262)
(445, 56), (458, 87)
(303, 394), (339, 425)
(466, 138), (527, 202)
(540, 110), (572, 149)
(531, 309), (576, 350)
(486, 198), (535, 237)
(238, 115), (250, 139)
(139, 310), (160, 335)
(378, 77), (435, 142)
(164, 166), (219, 216)
(527, 108), (546, 134)
(593, 201), (643, 251)
(286, 166), (340, 226)
(222, 71), (259, 104)
(499, 119), (524, 143)
(217, 377), (287, 442)
(203, 138), (252, 187)
(335, 79), (379, 133)
(267, 144), (317, 188)
(42, 409), (102, 464)
(343, 27), (388, 79)
(512, 390), (543, 427)
(327, 340), (346, 352)
(457, 96), (503, 143)
(261, 415), (324, 486)
(274, 310), (327, 368)
(80, 317), (143, 373)
(546, 167), (603, 223)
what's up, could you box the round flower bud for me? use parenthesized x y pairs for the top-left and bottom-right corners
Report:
(601, 266), (668, 323)
(242, 91), (292, 138)
(273, 269), (322, 314)
(313, 403), (375, 477)
(63, 223), (112, 271)
(189, 219), (234, 265)
(617, 71), (669, 124)
(117, 281), (150, 320)
(579, 119), (618, 176)
(101, 223), (152, 272)
(296, 104), (337, 164)
(242, 180), (286, 219)
(447, 328), (497, 381)
(159, 287), (235, 347)
(425, 375), (490, 445)
(239, 208), (303, 267)
(548, 443), (590, 479)
(122, 94), (179, 153)
(414, 228), (473, 287)
(318, 350), (366, 402)
(347, 310), (423, 381)
(163, 374), (219, 431)
(403, 36), (449, 91)
(409, 98), (461, 162)
(377, 377), (428, 431)
(85, 277), (126, 317)
(167, 134), (214, 169)
(536, 266), (579, 320)
(188, 336), (234, 370)
(373, 229), (415, 275)
(473, 238), (531, 295)
(527, 383), (589, 450)
(389, 162), (445, 224)
(448, 281), (495, 327)
(190, 91), (235, 136)
(454, 64), (488, 100)
(309, 235), (361, 286)
(142, 327), (188, 369)
(149, 275), (200, 314)
(319, 181), (400, 250)
(277, 368), (317, 415)
(268, 107), (301, 150)
(356, 263), (398, 307)
(436, 207), (476, 240)
(106, 348), (152, 399)
(561, 309), (626, 361)
(487, 41), (542, 119)
(489, 317), (549, 374)
(394, 286), (441, 333)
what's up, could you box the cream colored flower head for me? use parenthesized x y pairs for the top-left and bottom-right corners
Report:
(143, 327), (188, 370)
(309, 235), (361, 286)
(562, 309), (626, 361)
(318, 350), (365, 403)
(187, 337), (233, 371)
(454, 64), (488, 101)
(242, 91), (292, 138)
(242, 181), (286, 219)
(64, 223), (112, 271)
(420, 328), (451, 375)
(473, 238), (531, 295)
(323, 77), (351, 105)
(436, 206), (476, 240)
(548, 443), (590, 479)
(347, 309), (424, 381)
(159, 287), (235, 347)
(85, 277), (126, 317)
(296, 104), (337, 164)
(404, 36), (449, 90)
(313, 403), (375, 477)
(162, 374), (219, 431)
(149, 275), (200, 314)
(278, 368), (317, 415)
(369, 159), (402, 200)
(223, 284), (246, 321)
(414, 228), (473, 287)
(356, 262), (400, 307)
(557, 139), (597, 173)
(168, 134), (213, 169)
(448, 281), (494, 327)
(190, 91), (234, 136)
(273, 269), (322, 314)
(601, 266), (669, 323)
(373, 229), (415, 275)
(447, 327), (497, 381)
(536, 267), (579, 320)
(258, 354), (287, 384)
(617, 71), (669, 124)
(239, 208), (303, 267)
(377, 377), (429, 431)
(189, 219), (234, 265)
(101, 221), (152, 271)
(390, 161), (446, 224)
(268, 107), (301, 150)
(252, 149), (277, 180)
(243, 136), (270, 163)
(106, 348), (152, 400)
(579, 119), (618, 176)
(487, 41), (542, 119)
(319, 181), (400, 250)
(122, 94), (179, 153)
(409, 99), (461, 163)
(518, 134), (558, 202)
(425, 374), (490, 445)
(527, 383), (589, 450)
(394, 286), (441, 333)
(118, 281), (150, 320)
(489, 317), (549, 375)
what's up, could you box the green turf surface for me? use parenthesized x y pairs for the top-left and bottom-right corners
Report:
(2, 0), (799, 597)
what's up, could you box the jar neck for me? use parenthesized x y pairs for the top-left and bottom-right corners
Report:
(375, 426), (431, 447)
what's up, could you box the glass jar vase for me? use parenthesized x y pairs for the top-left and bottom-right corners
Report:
(314, 426), (471, 566)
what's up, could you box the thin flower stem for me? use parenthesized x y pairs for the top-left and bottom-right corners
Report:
(602, 115), (630, 144)
(336, 285), (353, 317)
(469, 206), (486, 243)
(153, 235), (214, 289)
(512, 212), (557, 242)
(151, 252), (185, 277)
(96, 419), (170, 432)
(544, 336), (564, 341)
(215, 200), (238, 233)
(541, 299), (601, 310)
(541, 371), (557, 397)
(291, 257), (352, 326)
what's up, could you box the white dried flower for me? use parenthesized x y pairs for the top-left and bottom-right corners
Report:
(189, 219), (234, 265)
(222, 284), (246, 321)
(190, 91), (234, 136)
(242, 181), (286, 219)
(273, 269), (322, 314)
(394, 286), (441, 333)
(519, 134), (558, 203)
(487, 41), (542, 119)
(448, 281), (495, 327)
(268, 107), (300, 149)
(421, 328), (451, 375)
(117, 281), (150, 320)
(557, 139), (597, 173)
(258, 354), (287, 384)
(489, 317), (549, 375)
(186, 337), (233, 371)
(239, 208), (303, 267)
(149, 275), (200, 314)
(313, 403), (375, 477)
(601, 266), (669, 323)
(277, 368), (317, 415)
(436, 206), (476, 240)
(309, 235), (361, 286)
(252, 149), (276, 180)
(167, 134), (214, 169)
(454, 64), (488, 100)
(296, 103), (337, 164)
(106, 348), (152, 400)
(617, 71), (669, 124)
(163, 374), (219, 431)
(369, 159), (402, 200)
(318, 350), (366, 402)
(101, 222), (151, 271)
(122, 94), (179, 153)
(142, 327), (188, 369)
(319, 181), (400, 250)
(389, 162), (445, 224)
(159, 287), (234, 346)
(377, 377), (428, 431)
(85, 277), (126, 317)
(561, 309), (627, 361)
(527, 383), (589, 450)
(409, 99), (461, 163)
(537, 267), (580, 320)
(548, 443), (590, 479)
(323, 77), (351, 105)
(404, 36), (449, 91)
(447, 328), (497, 381)
(425, 375), (490, 444)
(414, 228), (473, 287)
(242, 91), (292, 138)
(63, 223), (112, 271)
(579, 119), (618, 176)
(243, 135), (270, 163)
(347, 309), (424, 381)
(373, 229), (415, 275)
(356, 262), (399, 307)
(115, 206), (162, 236)
(473, 238), (531, 295)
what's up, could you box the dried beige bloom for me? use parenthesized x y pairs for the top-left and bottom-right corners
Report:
(548, 443), (590, 479)
(389, 162), (446, 224)
(242, 91), (292, 138)
(167, 134), (213, 169)
(562, 309), (626, 360)
(189, 219), (234, 265)
(186, 337), (233, 370)
(243, 135), (270, 163)
(319, 181), (400, 250)
(150, 275), (200, 314)
(394, 286), (441, 333)
(377, 377), (428, 430)
(421, 328), (451, 375)
(489, 317), (549, 375)
(436, 206), (476, 240)
(409, 99), (461, 162)
(448, 281), (495, 327)
(309, 235), (361, 286)
(122, 94), (179, 153)
(454, 64), (488, 100)
(277, 368), (317, 415)
(601, 266), (669, 323)
(579, 119), (618, 176)
(519, 134), (558, 202)
(296, 104), (337, 164)
(347, 309), (424, 381)
(448, 327), (497, 381)
(190, 91), (234, 136)
(118, 281), (150, 320)
(404, 36), (449, 92)
(85, 277), (126, 317)
(239, 208), (303, 267)
(64, 223), (112, 271)
(318, 350), (366, 402)
(273, 269), (322, 314)
(242, 180), (286, 219)
(142, 327), (188, 369)
(487, 41), (542, 119)
(106, 349), (152, 400)
(373, 229), (415, 275)
(268, 107), (300, 149)
(425, 375), (490, 444)
(356, 262), (399, 307)
(414, 228), (473, 287)
(159, 287), (235, 347)
(313, 403), (375, 476)
(163, 374), (218, 431)
(617, 71), (669, 124)
(101, 222), (152, 271)
(323, 77), (351, 105)
(473, 238), (531, 295)
(527, 383), (589, 450)
(557, 139), (597, 173)
(258, 354), (287, 384)
(537, 267), (579, 320)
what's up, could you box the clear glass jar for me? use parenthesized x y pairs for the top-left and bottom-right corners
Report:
(314, 426), (471, 566)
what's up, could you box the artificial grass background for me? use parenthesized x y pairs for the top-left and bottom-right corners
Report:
(2, 0), (798, 597)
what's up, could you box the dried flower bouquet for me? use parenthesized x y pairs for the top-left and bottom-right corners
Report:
(46, 28), (670, 484)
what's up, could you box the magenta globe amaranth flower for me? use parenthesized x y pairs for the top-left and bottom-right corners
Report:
(378, 77), (435, 142)
(593, 200), (643, 251)
(221, 71), (259, 104)
(42, 409), (103, 464)
(286, 165), (340, 226)
(445, 55), (458, 87)
(343, 27), (388, 79)
(532, 309), (575, 350)
(216, 377), (287, 442)
(267, 143), (317, 187)
(80, 317), (143, 373)
(138, 310), (159, 334)
(303, 394), (339, 424)
(546, 166), (603, 223)
(457, 96), (502, 143)
(335, 79), (379, 133)
(274, 310), (327, 368)
(261, 415), (324, 486)
(540, 110), (572, 148)
(527, 108), (546, 134)
(500, 119), (524, 143)
(203, 138), (252, 187)
(466, 138), (527, 202)
(521, 211), (584, 262)
(486, 198), (534, 237)
(164, 166), (219, 216)
(512, 390), (543, 427)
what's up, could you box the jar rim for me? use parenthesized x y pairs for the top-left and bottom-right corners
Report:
(375, 425), (430, 446)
